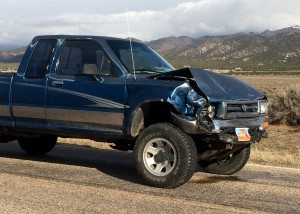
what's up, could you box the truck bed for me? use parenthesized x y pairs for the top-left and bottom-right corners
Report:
(0, 73), (14, 126)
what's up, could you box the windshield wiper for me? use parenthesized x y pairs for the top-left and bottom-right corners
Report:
(134, 69), (162, 74)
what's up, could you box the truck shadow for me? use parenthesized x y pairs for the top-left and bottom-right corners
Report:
(0, 141), (143, 185)
(0, 141), (254, 186)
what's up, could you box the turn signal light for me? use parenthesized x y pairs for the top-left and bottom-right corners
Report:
(263, 122), (269, 128)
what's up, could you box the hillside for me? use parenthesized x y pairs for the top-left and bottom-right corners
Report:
(1, 27), (300, 71)
(147, 27), (300, 71)
(0, 47), (26, 63)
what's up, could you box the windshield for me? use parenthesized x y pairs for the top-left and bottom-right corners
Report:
(106, 39), (174, 74)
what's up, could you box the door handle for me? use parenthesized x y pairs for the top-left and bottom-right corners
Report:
(52, 81), (64, 87)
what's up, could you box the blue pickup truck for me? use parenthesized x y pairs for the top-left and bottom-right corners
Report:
(0, 35), (268, 188)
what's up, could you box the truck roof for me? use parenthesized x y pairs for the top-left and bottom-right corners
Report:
(31, 35), (142, 44)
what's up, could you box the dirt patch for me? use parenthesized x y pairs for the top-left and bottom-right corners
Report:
(57, 138), (114, 150)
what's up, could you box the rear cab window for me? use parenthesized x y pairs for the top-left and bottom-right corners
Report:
(26, 39), (57, 78)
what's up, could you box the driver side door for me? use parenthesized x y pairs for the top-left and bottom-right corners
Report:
(45, 39), (126, 134)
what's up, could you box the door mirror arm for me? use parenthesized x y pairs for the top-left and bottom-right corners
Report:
(91, 74), (103, 82)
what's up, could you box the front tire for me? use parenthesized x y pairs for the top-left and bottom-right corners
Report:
(198, 145), (250, 175)
(18, 136), (57, 155)
(133, 123), (197, 188)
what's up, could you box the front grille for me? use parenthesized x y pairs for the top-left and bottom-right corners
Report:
(216, 101), (260, 119)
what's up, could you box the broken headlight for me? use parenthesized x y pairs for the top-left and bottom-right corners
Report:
(260, 101), (268, 114)
(201, 104), (215, 118)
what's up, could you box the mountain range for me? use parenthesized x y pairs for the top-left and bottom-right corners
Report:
(0, 47), (26, 63)
(1, 26), (300, 71)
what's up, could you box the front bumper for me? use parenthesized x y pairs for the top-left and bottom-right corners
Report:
(171, 112), (269, 135)
(212, 116), (269, 133)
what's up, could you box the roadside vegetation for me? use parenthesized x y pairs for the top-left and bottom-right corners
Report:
(268, 87), (300, 126)
(249, 125), (300, 168)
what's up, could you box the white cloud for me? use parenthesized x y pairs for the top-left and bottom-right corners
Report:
(0, 0), (299, 48)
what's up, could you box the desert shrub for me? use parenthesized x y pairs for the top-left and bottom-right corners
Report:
(268, 87), (300, 126)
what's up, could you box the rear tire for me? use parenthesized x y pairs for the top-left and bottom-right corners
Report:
(18, 136), (57, 155)
(198, 145), (250, 175)
(133, 123), (197, 188)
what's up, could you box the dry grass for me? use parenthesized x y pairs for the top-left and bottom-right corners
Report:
(268, 87), (300, 125)
(233, 75), (300, 96)
(0, 63), (19, 73)
(249, 125), (300, 168)
(250, 148), (299, 167)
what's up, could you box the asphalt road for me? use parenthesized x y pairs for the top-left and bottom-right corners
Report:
(0, 141), (299, 214)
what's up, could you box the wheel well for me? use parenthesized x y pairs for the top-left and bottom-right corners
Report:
(142, 102), (173, 127)
(130, 101), (174, 137)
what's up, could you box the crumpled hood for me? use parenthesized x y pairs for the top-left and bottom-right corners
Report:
(189, 68), (265, 102)
(164, 68), (265, 102)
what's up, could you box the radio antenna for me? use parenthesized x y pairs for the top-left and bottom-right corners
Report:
(126, 9), (136, 81)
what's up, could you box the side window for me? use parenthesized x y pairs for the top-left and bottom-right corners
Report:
(26, 40), (56, 78)
(57, 40), (119, 77)
(57, 43), (82, 75)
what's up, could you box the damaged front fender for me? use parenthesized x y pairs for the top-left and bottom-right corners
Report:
(167, 82), (214, 133)
(171, 112), (214, 134)
(167, 82), (207, 116)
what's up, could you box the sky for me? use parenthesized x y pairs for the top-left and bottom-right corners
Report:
(0, 0), (299, 49)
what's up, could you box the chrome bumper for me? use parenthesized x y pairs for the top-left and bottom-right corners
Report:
(212, 116), (269, 133)
(171, 112), (269, 134)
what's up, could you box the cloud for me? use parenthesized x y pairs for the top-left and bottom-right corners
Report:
(0, 0), (300, 48)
